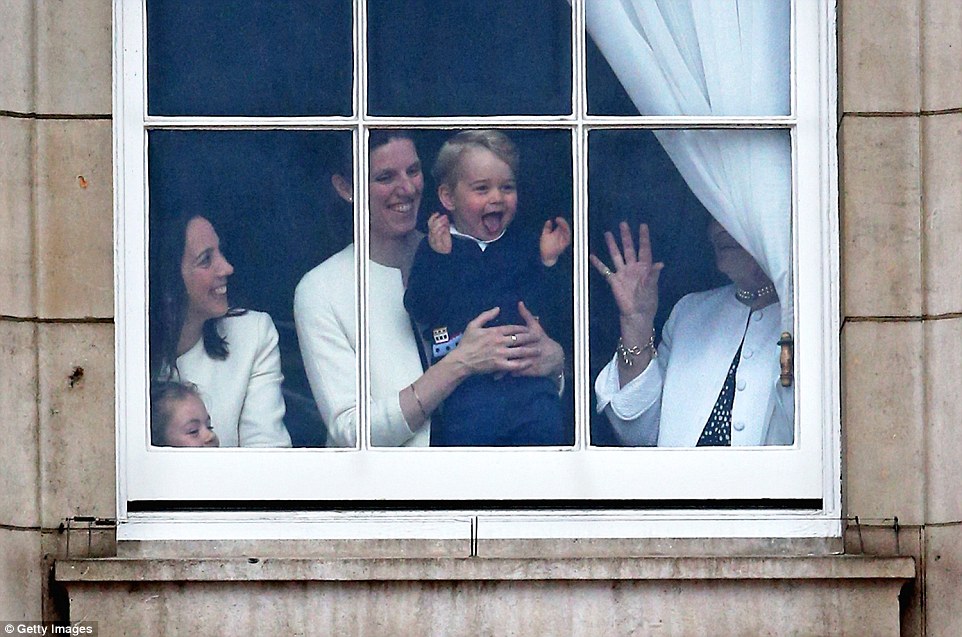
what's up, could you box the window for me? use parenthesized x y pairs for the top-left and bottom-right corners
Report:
(115, 0), (840, 538)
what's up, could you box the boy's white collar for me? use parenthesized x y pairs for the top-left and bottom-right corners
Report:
(449, 226), (505, 251)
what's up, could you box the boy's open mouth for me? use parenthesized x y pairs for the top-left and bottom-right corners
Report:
(482, 211), (504, 235)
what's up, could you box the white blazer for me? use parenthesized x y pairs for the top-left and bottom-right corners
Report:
(595, 285), (794, 447)
(175, 311), (292, 447)
(294, 245), (430, 448)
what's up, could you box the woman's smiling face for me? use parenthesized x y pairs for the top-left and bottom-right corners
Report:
(368, 138), (424, 240)
(181, 216), (234, 324)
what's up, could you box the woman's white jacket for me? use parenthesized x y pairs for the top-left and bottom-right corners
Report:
(595, 285), (794, 447)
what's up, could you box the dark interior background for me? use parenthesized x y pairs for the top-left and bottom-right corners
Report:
(146, 0), (719, 447)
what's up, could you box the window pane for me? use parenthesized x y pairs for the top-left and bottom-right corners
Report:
(367, 1), (572, 116)
(588, 128), (794, 447)
(364, 129), (575, 447)
(147, 0), (352, 116)
(586, 0), (791, 116)
(148, 130), (354, 448)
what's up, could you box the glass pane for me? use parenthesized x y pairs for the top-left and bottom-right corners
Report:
(367, 1), (571, 116)
(147, 0), (352, 116)
(586, 0), (791, 116)
(588, 128), (794, 447)
(364, 129), (575, 447)
(148, 130), (354, 449)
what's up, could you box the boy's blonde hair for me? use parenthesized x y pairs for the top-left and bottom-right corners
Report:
(432, 129), (519, 189)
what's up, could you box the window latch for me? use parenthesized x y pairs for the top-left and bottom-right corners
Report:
(778, 332), (794, 387)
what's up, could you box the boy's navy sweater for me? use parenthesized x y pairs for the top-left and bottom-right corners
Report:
(403, 228), (570, 446)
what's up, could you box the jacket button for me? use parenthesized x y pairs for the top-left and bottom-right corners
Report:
(736, 379), (746, 391)
(743, 349), (754, 359)
(733, 421), (746, 431)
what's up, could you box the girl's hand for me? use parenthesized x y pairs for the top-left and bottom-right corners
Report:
(540, 217), (572, 266)
(590, 222), (664, 322)
(427, 212), (452, 254)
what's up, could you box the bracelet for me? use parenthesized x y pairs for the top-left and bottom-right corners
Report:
(617, 328), (657, 367)
(409, 381), (429, 420)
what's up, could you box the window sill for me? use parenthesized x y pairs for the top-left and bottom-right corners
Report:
(57, 554), (913, 583)
(56, 555), (912, 634)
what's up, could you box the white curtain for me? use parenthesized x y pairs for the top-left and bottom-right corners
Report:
(585, 0), (793, 332)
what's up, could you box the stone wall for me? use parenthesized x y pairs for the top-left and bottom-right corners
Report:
(838, 1), (962, 634)
(0, 0), (115, 620)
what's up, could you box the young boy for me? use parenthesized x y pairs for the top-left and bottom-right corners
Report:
(150, 381), (220, 447)
(404, 129), (572, 446)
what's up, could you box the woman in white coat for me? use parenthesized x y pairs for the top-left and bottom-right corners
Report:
(591, 220), (793, 447)
(150, 213), (292, 447)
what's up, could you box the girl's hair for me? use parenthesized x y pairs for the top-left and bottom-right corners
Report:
(149, 380), (203, 446)
(149, 213), (240, 380)
(432, 129), (519, 189)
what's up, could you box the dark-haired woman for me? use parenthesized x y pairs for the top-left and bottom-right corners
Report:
(294, 131), (564, 447)
(151, 214), (292, 447)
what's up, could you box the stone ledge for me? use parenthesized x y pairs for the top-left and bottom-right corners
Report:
(56, 555), (915, 583)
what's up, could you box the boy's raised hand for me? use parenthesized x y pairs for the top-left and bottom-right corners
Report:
(540, 217), (572, 266)
(427, 212), (453, 254)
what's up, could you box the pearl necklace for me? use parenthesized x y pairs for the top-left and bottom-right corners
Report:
(735, 282), (776, 304)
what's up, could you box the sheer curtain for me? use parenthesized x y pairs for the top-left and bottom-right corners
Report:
(585, 0), (793, 332)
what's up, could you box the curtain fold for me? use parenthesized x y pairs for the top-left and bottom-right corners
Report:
(586, 0), (793, 332)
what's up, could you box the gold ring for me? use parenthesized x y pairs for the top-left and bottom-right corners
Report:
(510, 334), (518, 345)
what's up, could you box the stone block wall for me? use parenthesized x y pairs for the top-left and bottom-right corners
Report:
(0, 0), (115, 620)
(839, 0), (962, 634)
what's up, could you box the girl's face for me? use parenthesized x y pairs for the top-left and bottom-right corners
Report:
(164, 393), (219, 447)
(180, 217), (234, 324)
(439, 147), (517, 242)
(368, 138), (423, 240)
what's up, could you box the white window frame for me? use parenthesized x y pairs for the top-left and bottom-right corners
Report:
(114, 0), (840, 541)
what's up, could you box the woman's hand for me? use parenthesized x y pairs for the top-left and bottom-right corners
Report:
(511, 301), (564, 380)
(442, 307), (535, 377)
(590, 222), (664, 324)
(590, 222), (664, 383)
(404, 305), (561, 430)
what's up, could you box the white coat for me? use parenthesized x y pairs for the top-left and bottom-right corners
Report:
(294, 244), (430, 448)
(175, 311), (292, 447)
(595, 285), (794, 447)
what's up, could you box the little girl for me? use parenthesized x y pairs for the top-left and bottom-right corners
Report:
(150, 381), (220, 447)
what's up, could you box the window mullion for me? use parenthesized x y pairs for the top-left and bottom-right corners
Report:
(356, 0), (370, 450)
(572, 0), (589, 450)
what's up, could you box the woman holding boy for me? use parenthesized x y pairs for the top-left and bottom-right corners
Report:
(294, 131), (566, 447)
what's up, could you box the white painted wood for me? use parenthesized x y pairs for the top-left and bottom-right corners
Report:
(114, 0), (840, 536)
